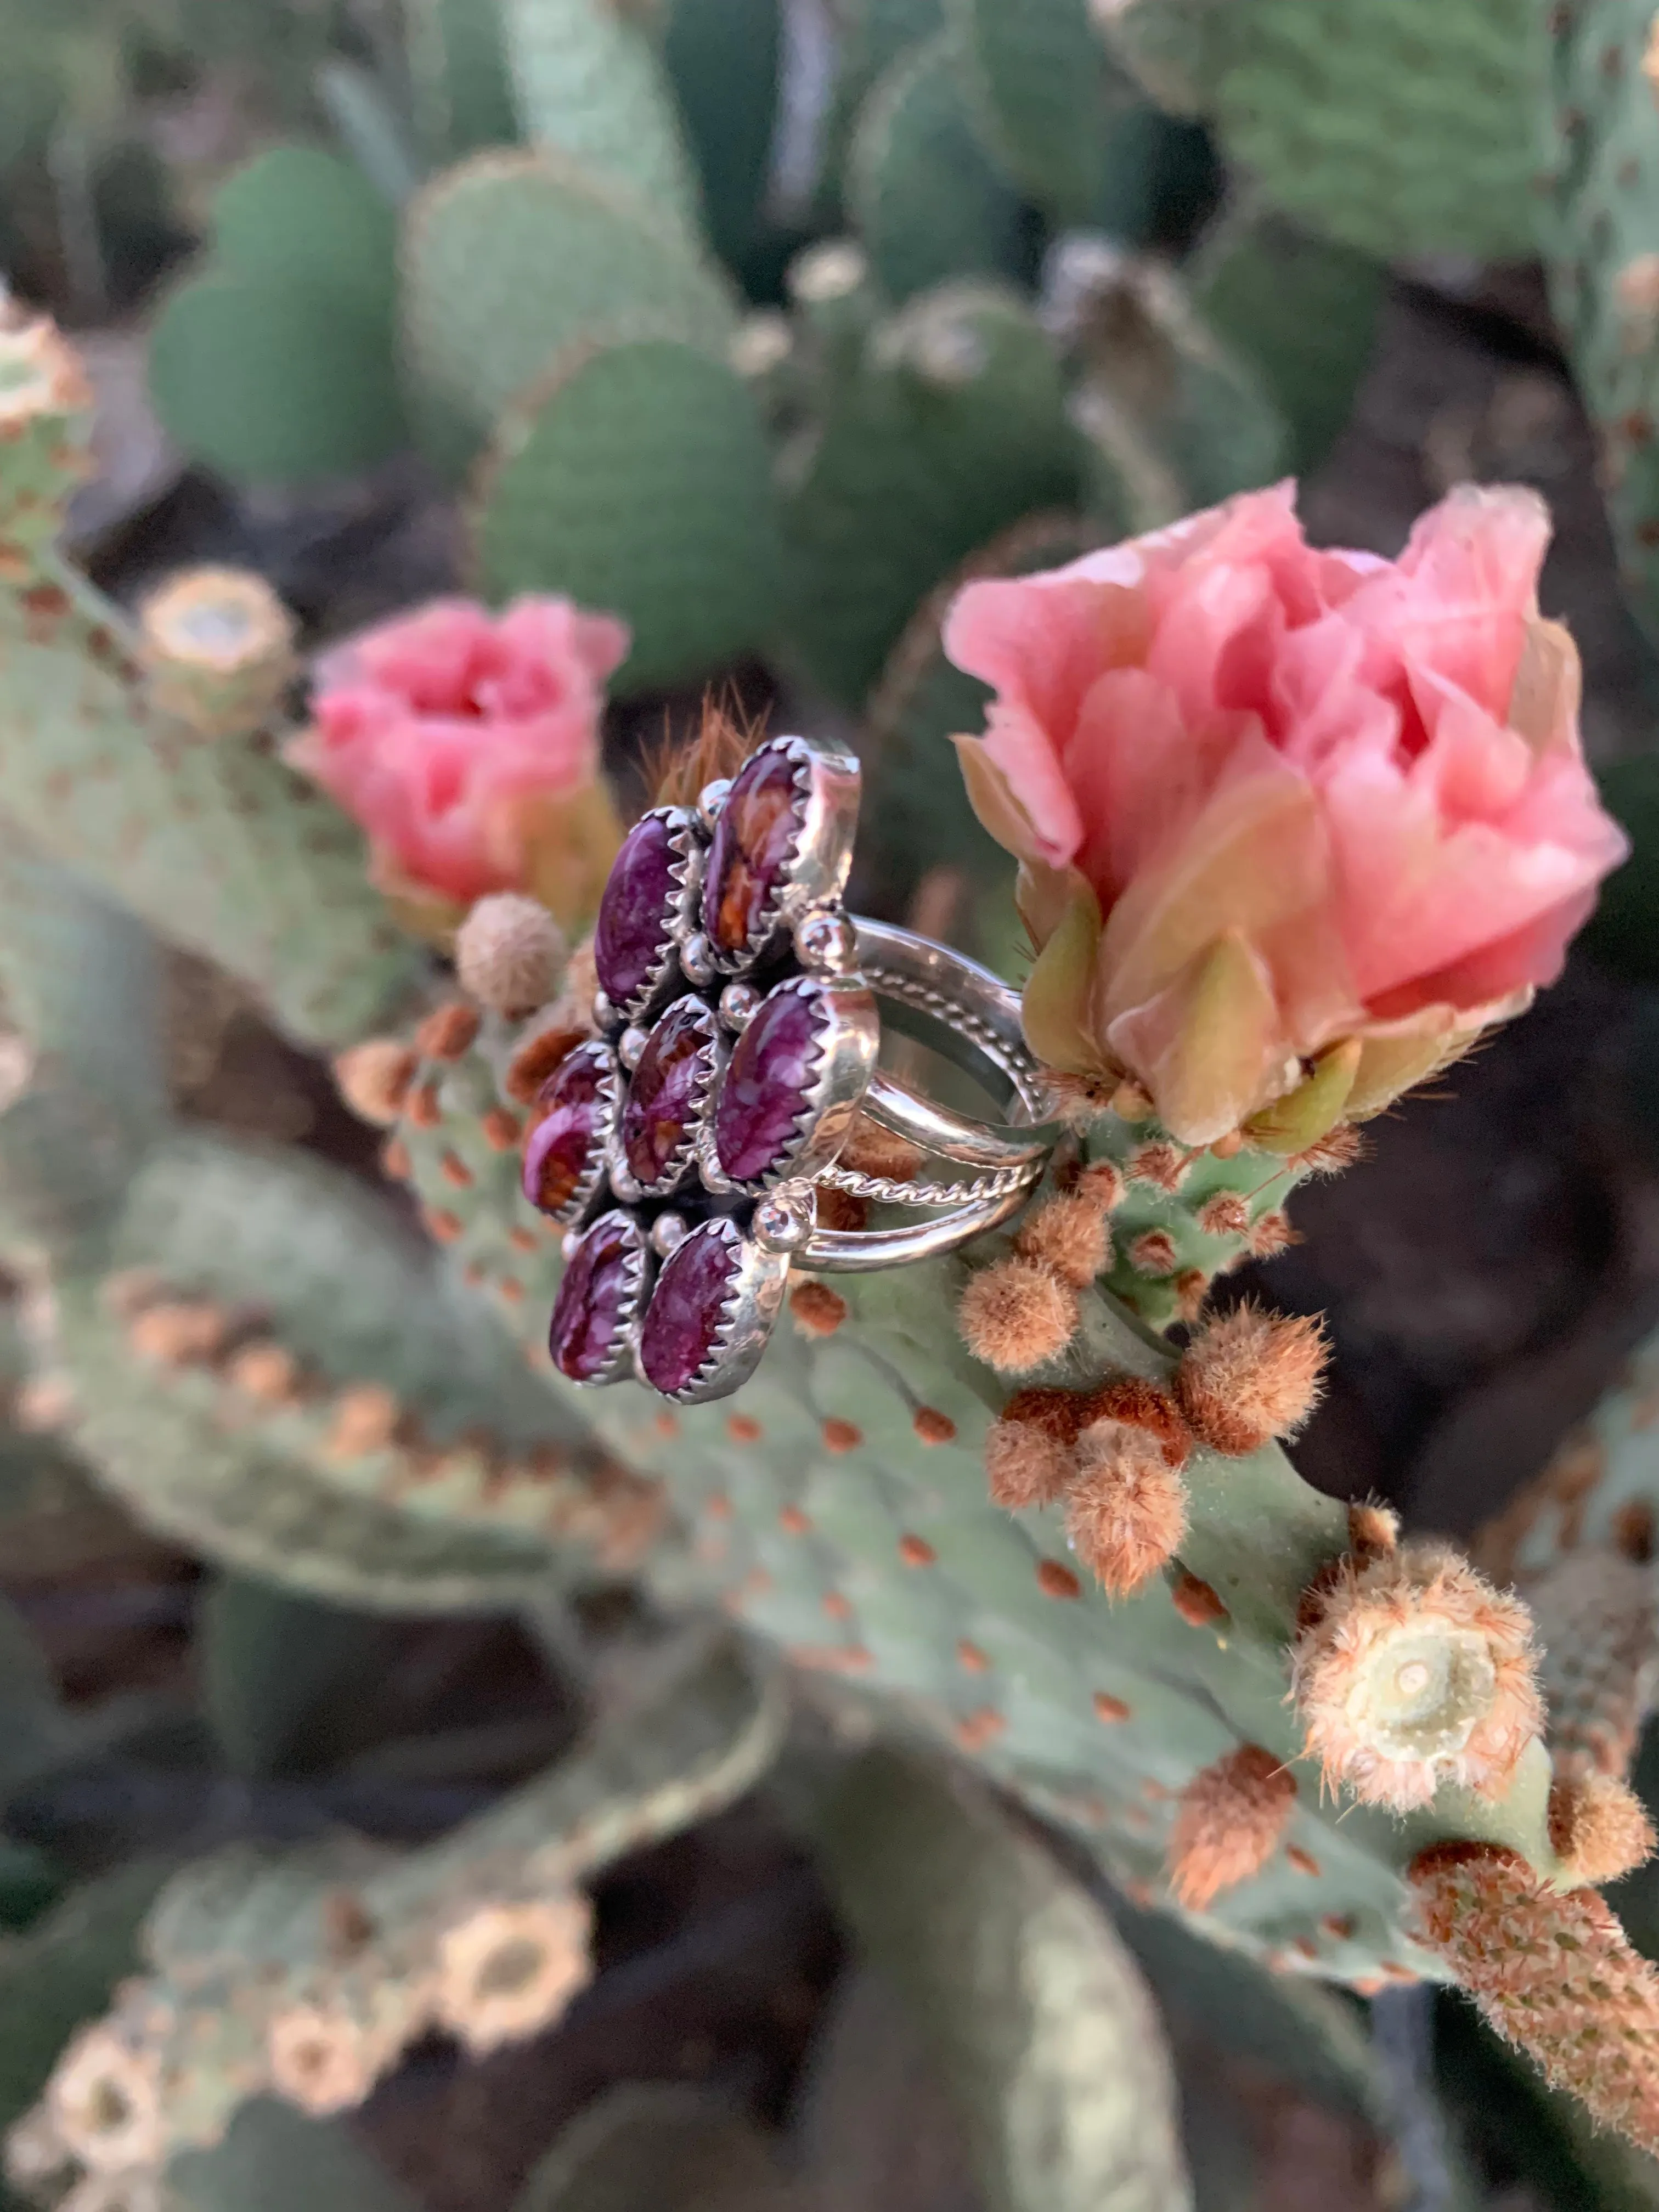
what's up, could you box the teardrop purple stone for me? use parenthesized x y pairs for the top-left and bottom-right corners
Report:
(549, 1212), (642, 1382)
(639, 1220), (741, 1396)
(620, 997), (717, 1189)
(595, 812), (678, 1009)
(701, 747), (803, 957)
(714, 981), (827, 1182)
(521, 1041), (611, 1218)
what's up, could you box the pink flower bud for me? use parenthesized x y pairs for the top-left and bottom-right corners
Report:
(945, 483), (1629, 1146)
(287, 595), (631, 928)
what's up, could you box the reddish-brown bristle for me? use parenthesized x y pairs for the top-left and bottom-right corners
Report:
(1197, 1192), (1250, 1240)
(128, 1300), (231, 1367)
(1067, 1421), (1187, 1596)
(415, 1002), (480, 1062)
(331, 1040), (416, 1127)
(913, 1407), (956, 1445)
(326, 1384), (400, 1459)
(1015, 1189), (1112, 1289)
(481, 1108), (522, 1151)
(1127, 1141), (1188, 1192)
(789, 1280), (848, 1337)
(814, 1185), (868, 1232)
(1170, 1571), (1229, 1628)
(985, 1414), (1075, 1510)
(1037, 1559), (1082, 1599)
(1294, 1122), (1364, 1176)
(1548, 1772), (1656, 1884)
(405, 1081), (442, 1130)
(1128, 1229), (1178, 1278)
(1348, 1499), (1400, 1561)
(957, 1257), (1077, 1373)
(1093, 1691), (1130, 1722)
(1075, 1158), (1126, 1212)
(1167, 1745), (1296, 1908)
(1077, 1376), (1192, 1468)
(1176, 1303), (1328, 1457)
(381, 1135), (411, 1181)
(822, 1418), (862, 1454)
(646, 696), (764, 809)
(226, 1340), (303, 1405)
(1248, 1209), (1297, 1257)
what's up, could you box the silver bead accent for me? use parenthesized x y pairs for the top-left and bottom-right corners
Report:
(719, 981), (760, 1032)
(679, 933), (717, 987)
(753, 1183), (815, 1253)
(793, 908), (858, 974)
(618, 1025), (650, 1070)
(561, 1231), (580, 1261)
(591, 989), (616, 1030)
(649, 1211), (688, 1258)
(697, 777), (732, 828)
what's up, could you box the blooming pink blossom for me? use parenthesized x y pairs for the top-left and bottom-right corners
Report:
(288, 596), (630, 922)
(945, 483), (1628, 1146)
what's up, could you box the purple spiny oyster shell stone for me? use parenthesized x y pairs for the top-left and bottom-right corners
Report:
(701, 746), (803, 956)
(714, 980), (827, 1182)
(639, 1220), (742, 1396)
(620, 997), (716, 1189)
(549, 1211), (642, 1382)
(595, 812), (678, 1008)
(521, 1042), (611, 1218)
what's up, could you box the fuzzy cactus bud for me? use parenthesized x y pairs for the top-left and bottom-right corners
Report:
(45, 2019), (164, 2173)
(1014, 1187), (1113, 1288)
(1167, 1745), (1298, 1908)
(945, 484), (1627, 1145)
(1293, 1542), (1543, 1811)
(433, 1893), (591, 2057)
(1176, 1305), (1327, 1457)
(1066, 1415), (1187, 1596)
(266, 2000), (379, 2116)
(138, 567), (298, 740)
(0, 310), (93, 569)
(455, 893), (567, 1018)
(1548, 1772), (1656, 1886)
(984, 1386), (1090, 1509)
(957, 1255), (1077, 1374)
(1410, 1843), (1659, 2152)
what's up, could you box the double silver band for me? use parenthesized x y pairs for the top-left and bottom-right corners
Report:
(799, 919), (1061, 1273)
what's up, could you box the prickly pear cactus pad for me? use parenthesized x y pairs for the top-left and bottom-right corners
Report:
(386, 989), (1566, 1995)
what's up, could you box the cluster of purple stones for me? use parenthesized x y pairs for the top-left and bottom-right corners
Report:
(520, 739), (847, 1401)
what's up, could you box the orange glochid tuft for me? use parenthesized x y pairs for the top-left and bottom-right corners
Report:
(1015, 1188), (1113, 1289)
(1068, 1416), (1187, 1596)
(1167, 1745), (1297, 1908)
(331, 1039), (416, 1127)
(956, 1256), (1077, 1373)
(1170, 1571), (1229, 1628)
(1176, 1302), (1328, 1457)
(789, 1280), (849, 1336)
(1548, 1771), (1656, 1885)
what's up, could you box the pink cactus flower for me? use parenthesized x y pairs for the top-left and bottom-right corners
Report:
(945, 483), (1629, 1147)
(287, 596), (630, 928)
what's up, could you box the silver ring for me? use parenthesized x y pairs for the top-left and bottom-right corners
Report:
(521, 733), (1061, 1404)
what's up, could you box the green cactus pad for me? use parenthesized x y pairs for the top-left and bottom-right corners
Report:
(783, 283), (1081, 704)
(395, 1020), (1566, 1988)
(1214, 0), (1543, 262)
(499, 0), (703, 230)
(1093, 0), (1242, 116)
(1540, 0), (1659, 650)
(0, 563), (425, 1050)
(661, 0), (782, 273)
(148, 148), (406, 484)
(845, 31), (1024, 303)
(399, 149), (737, 477)
(945, 0), (1120, 222)
(1190, 207), (1385, 478)
(405, 0), (520, 158)
(470, 335), (786, 695)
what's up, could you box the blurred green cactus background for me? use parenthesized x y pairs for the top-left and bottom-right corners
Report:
(8, 2), (1659, 2210)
